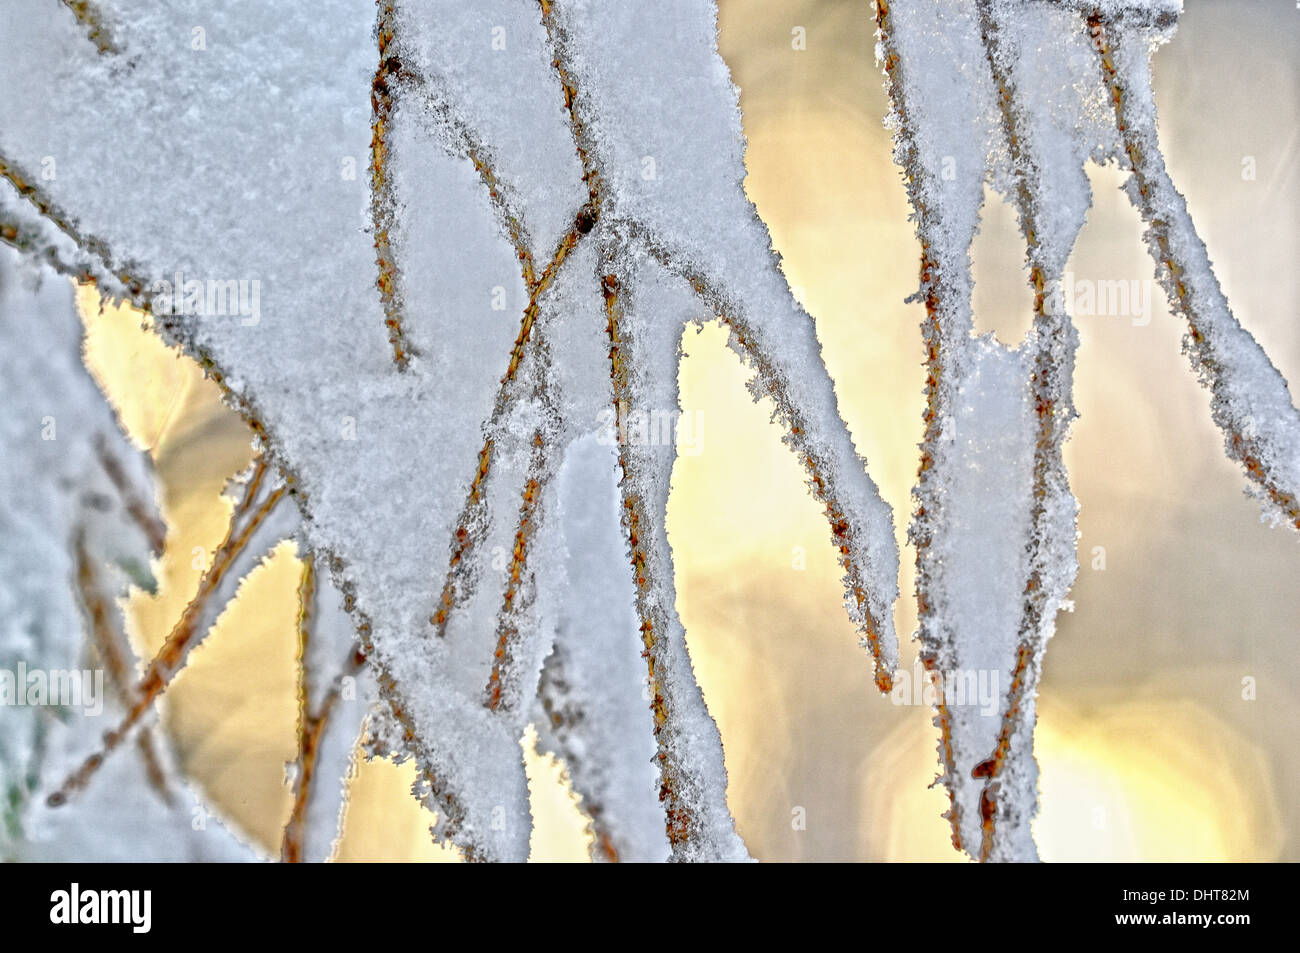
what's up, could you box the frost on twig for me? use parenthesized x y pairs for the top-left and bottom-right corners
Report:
(1087, 7), (1300, 531)
(530, 437), (668, 862)
(371, 0), (415, 369)
(58, 1), (119, 56)
(876, 0), (994, 857)
(0, 155), (140, 301)
(4, 0), (1289, 863)
(46, 457), (296, 807)
(281, 554), (373, 863)
(969, 0), (1096, 864)
(73, 531), (171, 804)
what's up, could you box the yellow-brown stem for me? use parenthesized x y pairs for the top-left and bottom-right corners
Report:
(60, 0), (118, 54)
(47, 458), (286, 806)
(601, 272), (693, 848)
(371, 0), (414, 369)
(282, 556), (367, 862)
(625, 225), (895, 691)
(1087, 10), (1300, 530)
(74, 531), (172, 804)
(972, 0), (1075, 860)
(484, 433), (545, 711)
(877, 0), (966, 850)
(429, 220), (584, 636)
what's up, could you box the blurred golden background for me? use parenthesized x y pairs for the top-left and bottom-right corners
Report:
(80, 0), (1296, 861)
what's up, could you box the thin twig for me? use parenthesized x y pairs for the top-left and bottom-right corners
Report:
(281, 555), (367, 862)
(971, 0), (1079, 862)
(371, 0), (415, 369)
(73, 530), (172, 804)
(1088, 9), (1300, 530)
(628, 224), (896, 691)
(429, 220), (584, 634)
(47, 458), (286, 806)
(538, 0), (711, 855)
(0, 153), (141, 296)
(875, 0), (967, 853)
(483, 433), (546, 711)
(59, 0), (119, 55)
(598, 268), (696, 849)
(93, 435), (167, 553)
(394, 71), (539, 284)
(480, 330), (562, 713)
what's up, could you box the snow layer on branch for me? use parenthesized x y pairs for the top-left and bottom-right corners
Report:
(396, 0), (588, 260)
(982, 0), (1120, 275)
(0, 0), (540, 860)
(882, 0), (1292, 861)
(532, 435), (668, 863)
(557, 0), (899, 678)
(605, 252), (750, 862)
(0, 178), (130, 298)
(883, 0), (998, 313)
(293, 566), (376, 863)
(931, 337), (1036, 856)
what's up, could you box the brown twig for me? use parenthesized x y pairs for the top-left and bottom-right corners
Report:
(371, 0), (415, 369)
(59, 0), (119, 55)
(628, 224), (897, 691)
(483, 433), (546, 711)
(598, 269), (696, 849)
(429, 220), (583, 635)
(538, 0), (720, 856)
(73, 530), (172, 804)
(281, 555), (367, 862)
(875, 0), (967, 853)
(93, 435), (167, 553)
(1087, 9), (1300, 531)
(47, 458), (286, 806)
(970, 0), (1080, 862)
(395, 72), (539, 284)
(420, 35), (594, 636)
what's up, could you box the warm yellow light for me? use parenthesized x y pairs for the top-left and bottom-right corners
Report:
(523, 726), (594, 863)
(860, 696), (1283, 862)
(1034, 699), (1282, 863)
